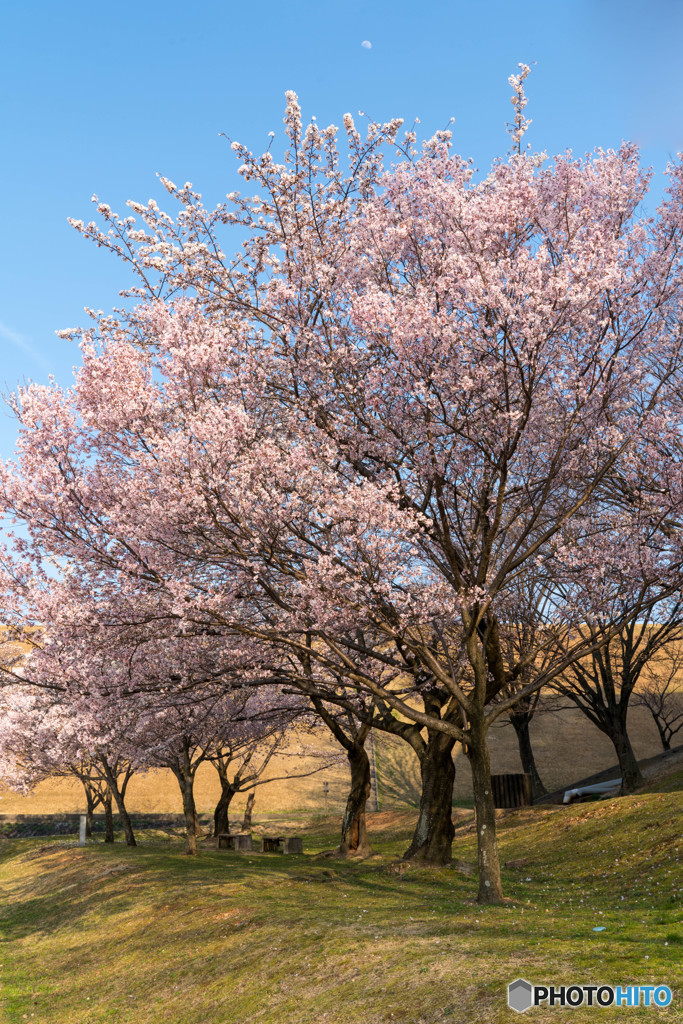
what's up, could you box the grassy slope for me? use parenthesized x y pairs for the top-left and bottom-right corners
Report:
(0, 793), (681, 1024)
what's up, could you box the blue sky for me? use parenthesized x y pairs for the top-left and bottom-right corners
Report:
(1, 0), (682, 457)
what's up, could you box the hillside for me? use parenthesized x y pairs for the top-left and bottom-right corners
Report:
(0, 789), (680, 1024)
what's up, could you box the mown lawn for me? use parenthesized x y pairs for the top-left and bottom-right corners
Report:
(0, 791), (681, 1024)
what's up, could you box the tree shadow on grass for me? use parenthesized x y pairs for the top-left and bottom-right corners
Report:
(375, 735), (422, 808)
(0, 841), (264, 941)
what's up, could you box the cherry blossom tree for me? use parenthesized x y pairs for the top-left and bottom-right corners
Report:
(0, 677), (140, 844)
(132, 685), (316, 854)
(0, 559), (335, 855)
(211, 733), (280, 839)
(5, 69), (683, 903)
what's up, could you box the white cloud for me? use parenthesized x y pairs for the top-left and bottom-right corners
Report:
(361, 40), (372, 49)
(0, 320), (52, 373)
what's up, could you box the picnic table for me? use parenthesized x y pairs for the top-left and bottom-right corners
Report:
(217, 832), (253, 851)
(216, 832), (303, 854)
(261, 835), (304, 854)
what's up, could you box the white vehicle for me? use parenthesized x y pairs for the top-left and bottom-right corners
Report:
(563, 778), (622, 804)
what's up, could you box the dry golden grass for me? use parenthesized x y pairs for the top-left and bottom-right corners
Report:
(0, 616), (676, 821)
(0, 705), (667, 820)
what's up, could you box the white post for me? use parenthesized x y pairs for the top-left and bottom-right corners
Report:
(79, 814), (87, 846)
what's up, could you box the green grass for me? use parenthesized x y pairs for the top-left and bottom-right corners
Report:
(0, 793), (681, 1024)
(643, 768), (683, 795)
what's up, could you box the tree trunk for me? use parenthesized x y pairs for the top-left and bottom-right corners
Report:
(100, 761), (136, 847)
(171, 743), (200, 855)
(467, 720), (504, 904)
(104, 788), (115, 843)
(213, 781), (235, 838)
(607, 722), (644, 793)
(510, 713), (547, 799)
(178, 776), (198, 855)
(83, 782), (96, 838)
(336, 740), (373, 859)
(403, 731), (455, 865)
(241, 791), (255, 831)
(648, 709), (672, 752)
